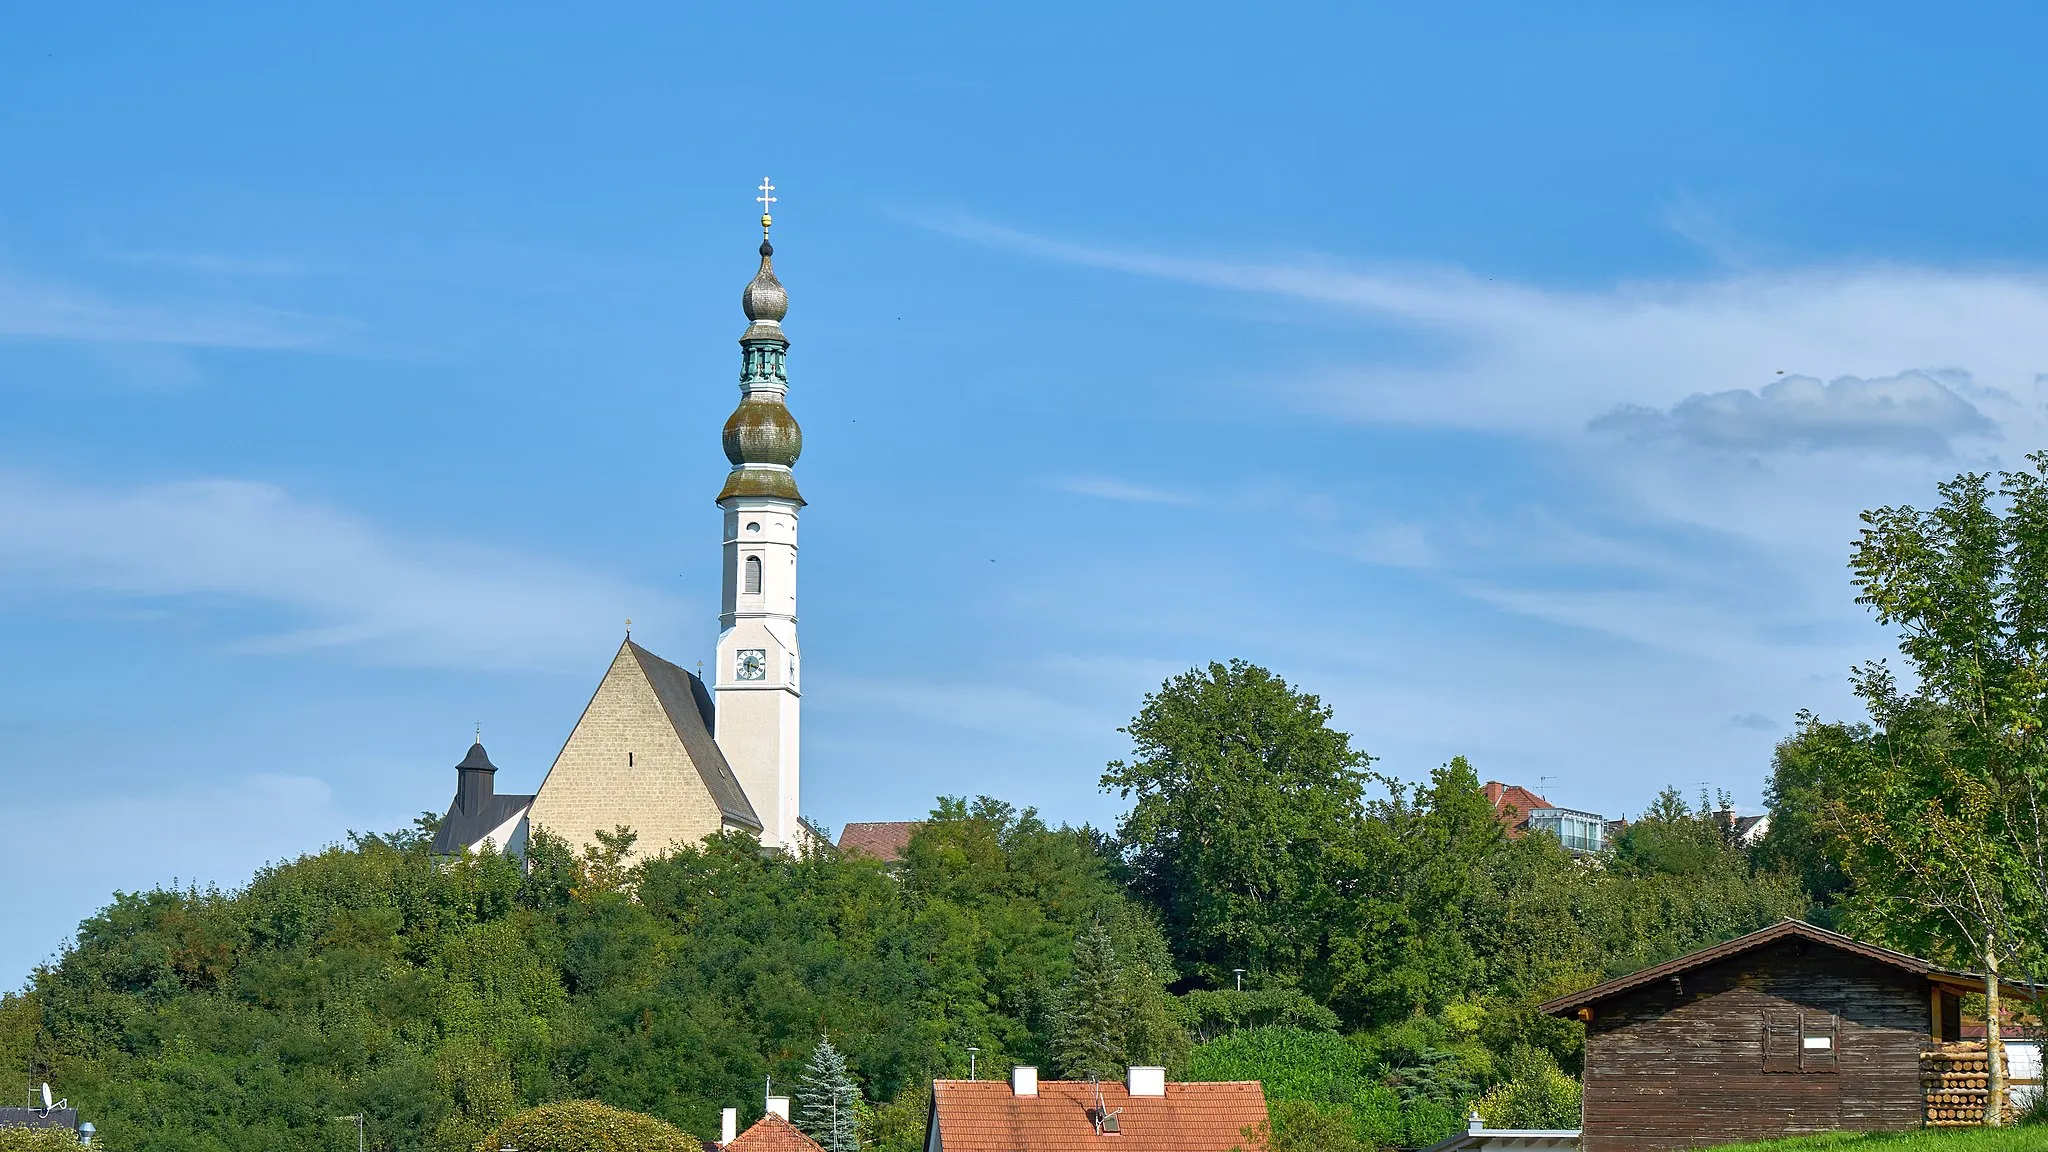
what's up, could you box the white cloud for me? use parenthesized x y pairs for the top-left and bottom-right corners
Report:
(0, 474), (670, 670)
(1046, 475), (1195, 505)
(1593, 371), (1996, 456)
(0, 266), (341, 347)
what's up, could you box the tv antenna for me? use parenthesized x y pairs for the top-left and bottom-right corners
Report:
(1088, 1078), (1122, 1134)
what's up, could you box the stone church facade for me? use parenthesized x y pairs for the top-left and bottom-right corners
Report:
(432, 189), (808, 862)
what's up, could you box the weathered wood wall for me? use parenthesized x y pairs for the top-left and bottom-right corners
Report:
(1581, 940), (1928, 1151)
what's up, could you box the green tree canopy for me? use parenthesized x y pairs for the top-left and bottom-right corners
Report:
(1103, 660), (1375, 987)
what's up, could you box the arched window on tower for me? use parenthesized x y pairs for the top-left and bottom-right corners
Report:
(744, 555), (763, 595)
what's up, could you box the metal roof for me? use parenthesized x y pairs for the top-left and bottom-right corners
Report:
(1538, 919), (2030, 1016)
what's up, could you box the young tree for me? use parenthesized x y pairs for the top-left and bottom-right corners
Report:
(795, 1036), (863, 1152)
(1050, 924), (1125, 1080)
(1793, 458), (2048, 1124)
(1103, 661), (1375, 987)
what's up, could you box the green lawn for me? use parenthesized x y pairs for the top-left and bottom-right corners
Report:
(1706, 1128), (2048, 1151)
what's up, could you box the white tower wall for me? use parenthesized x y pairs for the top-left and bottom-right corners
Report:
(714, 492), (801, 847)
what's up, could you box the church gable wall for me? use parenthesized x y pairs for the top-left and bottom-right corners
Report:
(528, 645), (727, 860)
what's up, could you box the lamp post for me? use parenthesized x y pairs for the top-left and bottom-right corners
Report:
(967, 1046), (980, 1081)
(1233, 968), (1245, 992)
(335, 1115), (365, 1152)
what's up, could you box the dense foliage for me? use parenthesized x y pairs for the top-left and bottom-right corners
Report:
(0, 666), (1815, 1152)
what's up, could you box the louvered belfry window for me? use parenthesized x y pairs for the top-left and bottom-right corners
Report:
(745, 555), (763, 594)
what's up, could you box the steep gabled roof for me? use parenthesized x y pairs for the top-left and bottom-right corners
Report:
(1538, 919), (2025, 1016)
(627, 641), (762, 831)
(1484, 781), (1551, 825)
(929, 1080), (1267, 1152)
(838, 821), (923, 863)
(723, 1114), (822, 1152)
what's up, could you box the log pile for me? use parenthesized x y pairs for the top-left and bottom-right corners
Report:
(1921, 1042), (2012, 1127)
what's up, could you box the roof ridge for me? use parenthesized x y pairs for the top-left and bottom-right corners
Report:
(625, 640), (763, 831)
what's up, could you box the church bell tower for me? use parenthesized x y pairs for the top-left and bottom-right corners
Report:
(713, 181), (804, 848)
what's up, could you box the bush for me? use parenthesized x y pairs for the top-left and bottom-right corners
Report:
(1470, 1045), (1579, 1130)
(0, 1132), (87, 1152)
(476, 1101), (699, 1152)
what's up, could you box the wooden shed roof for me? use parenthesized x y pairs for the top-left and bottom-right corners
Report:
(1538, 919), (2029, 1017)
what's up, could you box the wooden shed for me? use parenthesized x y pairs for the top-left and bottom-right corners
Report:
(1540, 920), (2025, 1150)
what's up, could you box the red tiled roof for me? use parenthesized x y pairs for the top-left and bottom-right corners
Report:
(930, 1079), (1268, 1152)
(837, 821), (923, 863)
(1483, 781), (1551, 827)
(724, 1114), (823, 1152)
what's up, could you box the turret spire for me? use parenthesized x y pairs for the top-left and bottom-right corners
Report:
(720, 186), (803, 506)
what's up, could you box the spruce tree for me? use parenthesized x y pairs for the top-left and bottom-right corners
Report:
(795, 1035), (862, 1152)
(1049, 922), (1125, 1080)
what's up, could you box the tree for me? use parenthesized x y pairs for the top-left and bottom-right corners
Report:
(1788, 457), (2048, 1125)
(1103, 661), (1375, 986)
(795, 1036), (863, 1152)
(1049, 924), (1124, 1080)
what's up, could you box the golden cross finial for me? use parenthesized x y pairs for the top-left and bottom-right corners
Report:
(756, 177), (777, 236)
(624, 617), (633, 638)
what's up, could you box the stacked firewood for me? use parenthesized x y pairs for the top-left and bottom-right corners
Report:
(1921, 1042), (2012, 1127)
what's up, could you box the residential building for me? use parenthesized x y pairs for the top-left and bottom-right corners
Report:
(925, 1066), (1267, 1152)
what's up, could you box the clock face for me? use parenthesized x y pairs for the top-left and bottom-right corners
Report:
(737, 649), (767, 680)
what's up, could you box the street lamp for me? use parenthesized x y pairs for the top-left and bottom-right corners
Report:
(335, 1115), (365, 1152)
(967, 1046), (980, 1081)
(1233, 968), (1246, 992)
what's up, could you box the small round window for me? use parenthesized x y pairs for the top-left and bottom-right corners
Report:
(745, 521), (762, 534)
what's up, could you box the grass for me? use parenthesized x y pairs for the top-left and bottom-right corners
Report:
(1705, 1128), (2048, 1151)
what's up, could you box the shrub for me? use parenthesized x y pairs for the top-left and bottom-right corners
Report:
(475, 1101), (699, 1152)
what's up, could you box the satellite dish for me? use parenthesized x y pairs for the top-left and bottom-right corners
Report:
(40, 1083), (52, 1111)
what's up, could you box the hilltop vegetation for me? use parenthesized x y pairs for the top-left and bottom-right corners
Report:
(0, 662), (1807, 1152)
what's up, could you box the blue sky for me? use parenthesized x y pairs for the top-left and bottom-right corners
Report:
(7, 2), (2048, 985)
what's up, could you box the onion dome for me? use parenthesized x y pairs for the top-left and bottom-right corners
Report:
(718, 183), (805, 507)
(742, 240), (788, 323)
(724, 395), (802, 467)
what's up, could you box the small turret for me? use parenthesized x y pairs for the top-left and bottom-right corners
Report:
(454, 741), (497, 814)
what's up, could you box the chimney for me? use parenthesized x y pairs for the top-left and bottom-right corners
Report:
(721, 1109), (737, 1145)
(454, 741), (497, 813)
(1126, 1067), (1165, 1097)
(766, 1097), (791, 1120)
(1011, 1066), (1037, 1096)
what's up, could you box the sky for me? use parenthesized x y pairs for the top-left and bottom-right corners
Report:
(6, 2), (2048, 985)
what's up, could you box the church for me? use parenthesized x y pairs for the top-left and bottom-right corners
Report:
(429, 186), (809, 860)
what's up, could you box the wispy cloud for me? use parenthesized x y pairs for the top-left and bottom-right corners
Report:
(1045, 475), (1195, 505)
(940, 216), (2048, 664)
(0, 474), (669, 670)
(0, 267), (342, 348)
(93, 247), (307, 278)
(936, 215), (2048, 444)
